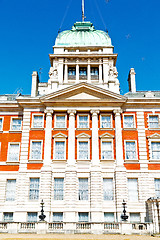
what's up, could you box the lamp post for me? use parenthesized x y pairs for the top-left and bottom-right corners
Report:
(121, 199), (128, 221)
(39, 199), (46, 221)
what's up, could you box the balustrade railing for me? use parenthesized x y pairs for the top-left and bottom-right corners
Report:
(48, 222), (63, 230)
(104, 223), (119, 230)
(76, 222), (91, 229)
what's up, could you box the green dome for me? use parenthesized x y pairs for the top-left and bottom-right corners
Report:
(55, 22), (112, 47)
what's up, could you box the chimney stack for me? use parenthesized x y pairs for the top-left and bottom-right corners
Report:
(128, 68), (136, 93)
(31, 71), (39, 97)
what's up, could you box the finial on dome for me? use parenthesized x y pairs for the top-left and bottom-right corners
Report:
(82, 0), (85, 22)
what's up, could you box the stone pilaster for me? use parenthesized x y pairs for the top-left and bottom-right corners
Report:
(87, 60), (91, 83)
(103, 58), (109, 84)
(99, 60), (102, 84)
(90, 110), (99, 165)
(64, 63), (68, 83)
(67, 110), (76, 166)
(58, 58), (64, 84)
(76, 62), (79, 83)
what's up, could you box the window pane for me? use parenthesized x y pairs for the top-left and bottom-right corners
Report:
(79, 116), (88, 128)
(68, 67), (76, 76)
(8, 144), (19, 162)
(79, 142), (88, 160)
(128, 179), (138, 202)
(12, 118), (22, 130)
(130, 213), (140, 223)
(56, 116), (65, 128)
(27, 212), (37, 222)
(79, 67), (87, 76)
(79, 178), (88, 200)
(149, 116), (159, 128)
(6, 180), (16, 201)
(31, 141), (42, 159)
(54, 178), (64, 200)
(78, 212), (88, 222)
(4, 213), (13, 222)
(126, 142), (136, 159)
(91, 67), (99, 76)
(103, 179), (113, 200)
(155, 179), (160, 198)
(55, 141), (65, 159)
(33, 115), (43, 128)
(29, 178), (39, 200)
(124, 115), (134, 128)
(104, 213), (114, 222)
(151, 142), (160, 159)
(101, 116), (111, 128)
(53, 213), (63, 222)
(102, 142), (112, 159)
(0, 119), (2, 131)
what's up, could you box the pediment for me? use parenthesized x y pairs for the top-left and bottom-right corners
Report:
(53, 133), (67, 138)
(76, 133), (91, 139)
(99, 132), (114, 139)
(40, 82), (127, 103)
(147, 133), (160, 139)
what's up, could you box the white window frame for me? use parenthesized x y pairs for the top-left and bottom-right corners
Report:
(123, 114), (135, 129)
(77, 114), (89, 129)
(6, 179), (16, 201)
(78, 178), (88, 201)
(128, 178), (139, 202)
(30, 140), (43, 160)
(103, 178), (114, 201)
(10, 117), (22, 131)
(32, 113), (44, 129)
(3, 212), (13, 222)
(54, 178), (64, 201)
(100, 114), (112, 129)
(29, 178), (40, 200)
(130, 213), (140, 223)
(54, 139), (66, 160)
(148, 114), (160, 129)
(101, 139), (113, 160)
(78, 212), (89, 222)
(7, 142), (20, 162)
(53, 212), (63, 222)
(155, 179), (160, 198)
(0, 117), (4, 131)
(104, 213), (115, 222)
(54, 114), (67, 129)
(149, 140), (160, 161)
(27, 212), (38, 222)
(124, 140), (137, 161)
(77, 139), (90, 160)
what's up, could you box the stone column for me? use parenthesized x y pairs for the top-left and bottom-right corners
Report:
(44, 109), (53, 167)
(103, 58), (109, 84)
(99, 62), (103, 84)
(67, 110), (76, 166)
(90, 110), (99, 165)
(87, 60), (91, 83)
(64, 64), (68, 83)
(113, 109), (123, 166)
(58, 58), (64, 84)
(76, 62), (79, 83)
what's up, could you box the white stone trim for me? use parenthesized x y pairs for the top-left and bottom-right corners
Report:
(10, 116), (22, 132)
(77, 138), (90, 160)
(123, 113), (136, 129)
(29, 140), (43, 161)
(7, 142), (20, 163)
(77, 113), (89, 129)
(124, 140), (138, 161)
(0, 116), (4, 132)
(31, 113), (44, 129)
(101, 139), (114, 160)
(53, 138), (66, 161)
(147, 113), (160, 129)
(54, 113), (67, 129)
(148, 139), (160, 162)
(99, 132), (114, 139)
(100, 114), (112, 129)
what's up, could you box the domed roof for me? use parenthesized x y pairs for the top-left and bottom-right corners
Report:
(55, 22), (112, 47)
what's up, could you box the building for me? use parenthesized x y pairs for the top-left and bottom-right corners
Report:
(0, 19), (160, 234)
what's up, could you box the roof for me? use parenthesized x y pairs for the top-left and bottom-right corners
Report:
(55, 21), (112, 47)
(125, 91), (160, 99)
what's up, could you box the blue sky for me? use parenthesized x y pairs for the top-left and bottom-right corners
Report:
(0, 0), (159, 95)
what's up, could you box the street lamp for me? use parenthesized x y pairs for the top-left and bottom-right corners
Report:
(121, 199), (128, 221)
(39, 199), (46, 221)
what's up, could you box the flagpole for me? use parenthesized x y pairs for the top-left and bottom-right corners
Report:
(82, 0), (85, 22)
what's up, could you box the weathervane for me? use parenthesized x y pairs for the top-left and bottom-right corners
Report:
(82, 0), (85, 22)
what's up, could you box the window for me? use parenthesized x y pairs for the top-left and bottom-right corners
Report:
(29, 178), (39, 200)
(78, 212), (88, 222)
(155, 179), (160, 198)
(4, 213), (13, 222)
(11, 118), (22, 131)
(53, 213), (63, 222)
(54, 178), (64, 200)
(55, 115), (66, 128)
(104, 213), (114, 222)
(125, 141), (136, 160)
(8, 143), (20, 162)
(101, 115), (111, 128)
(33, 115), (43, 128)
(79, 178), (88, 200)
(149, 115), (159, 128)
(79, 67), (87, 76)
(6, 180), (16, 201)
(103, 179), (113, 200)
(27, 212), (37, 222)
(0, 118), (3, 131)
(128, 179), (138, 202)
(78, 141), (89, 160)
(124, 115), (134, 128)
(78, 115), (88, 128)
(101, 141), (113, 159)
(55, 141), (65, 160)
(91, 67), (99, 76)
(151, 142), (160, 159)
(68, 67), (76, 76)
(31, 141), (42, 160)
(130, 213), (140, 223)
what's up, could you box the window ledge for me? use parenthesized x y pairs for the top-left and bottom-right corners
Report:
(77, 159), (90, 161)
(148, 128), (160, 130)
(149, 159), (160, 162)
(28, 159), (43, 163)
(53, 128), (67, 130)
(6, 161), (19, 165)
(9, 130), (22, 133)
(123, 128), (137, 131)
(124, 159), (139, 163)
(76, 128), (90, 130)
(30, 128), (44, 131)
(100, 159), (115, 162)
(99, 128), (114, 131)
(0, 130), (3, 133)
(52, 159), (67, 162)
